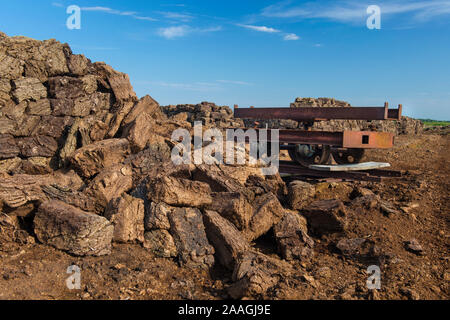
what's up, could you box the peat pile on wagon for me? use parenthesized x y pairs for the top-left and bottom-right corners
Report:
(243, 97), (424, 135)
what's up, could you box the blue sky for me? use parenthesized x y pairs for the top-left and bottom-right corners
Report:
(1, 0), (449, 119)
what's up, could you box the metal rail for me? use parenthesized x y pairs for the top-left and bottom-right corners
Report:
(234, 103), (402, 121)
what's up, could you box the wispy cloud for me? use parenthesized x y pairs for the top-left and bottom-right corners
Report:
(160, 4), (187, 8)
(157, 25), (222, 39)
(237, 24), (281, 33)
(139, 80), (251, 91)
(139, 81), (222, 92)
(81, 6), (135, 16)
(283, 33), (300, 41)
(262, 2), (369, 23)
(157, 11), (194, 22)
(261, 0), (450, 24)
(81, 6), (158, 22)
(216, 80), (252, 86)
(237, 24), (299, 41)
(201, 26), (223, 32)
(133, 16), (158, 22)
(71, 45), (119, 51)
(157, 25), (190, 39)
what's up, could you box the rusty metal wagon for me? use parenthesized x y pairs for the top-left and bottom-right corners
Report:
(233, 102), (402, 169)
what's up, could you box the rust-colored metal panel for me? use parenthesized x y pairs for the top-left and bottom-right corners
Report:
(250, 130), (344, 146)
(276, 130), (343, 146)
(342, 131), (394, 149)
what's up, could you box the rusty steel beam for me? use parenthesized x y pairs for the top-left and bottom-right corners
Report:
(234, 103), (402, 121)
(265, 130), (342, 146)
(250, 130), (394, 149)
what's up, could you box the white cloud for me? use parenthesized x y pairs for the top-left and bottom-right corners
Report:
(261, 0), (450, 24)
(160, 4), (187, 8)
(139, 79), (252, 91)
(262, 3), (311, 19)
(71, 45), (119, 51)
(139, 81), (222, 92)
(199, 26), (223, 33)
(158, 26), (190, 39)
(216, 80), (252, 86)
(81, 6), (135, 15)
(134, 16), (158, 21)
(237, 24), (300, 41)
(283, 33), (300, 41)
(262, 2), (367, 22)
(237, 24), (281, 33)
(157, 11), (194, 22)
(81, 6), (157, 21)
(157, 25), (222, 39)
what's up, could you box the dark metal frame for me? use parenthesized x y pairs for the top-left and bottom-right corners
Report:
(234, 102), (402, 121)
(231, 102), (401, 149)
(245, 129), (394, 149)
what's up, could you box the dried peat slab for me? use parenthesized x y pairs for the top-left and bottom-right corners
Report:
(228, 251), (293, 299)
(147, 176), (213, 208)
(203, 210), (249, 270)
(34, 200), (114, 256)
(0, 134), (20, 159)
(168, 207), (215, 268)
(104, 194), (145, 243)
(302, 199), (348, 234)
(273, 211), (314, 261)
(68, 139), (130, 178)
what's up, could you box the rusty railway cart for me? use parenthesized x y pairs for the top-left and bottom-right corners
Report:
(233, 103), (402, 168)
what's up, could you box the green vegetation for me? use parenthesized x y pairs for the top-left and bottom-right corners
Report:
(419, 119), (450, 127)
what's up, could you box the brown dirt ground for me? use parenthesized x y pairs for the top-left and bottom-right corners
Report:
(0, 132), (448, 300)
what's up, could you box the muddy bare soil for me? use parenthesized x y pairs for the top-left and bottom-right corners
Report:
(0, 132), (448, 300)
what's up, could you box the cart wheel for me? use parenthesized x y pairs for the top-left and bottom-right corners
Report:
(289, 144), (331, 168)
(332, 148), (365, 164)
